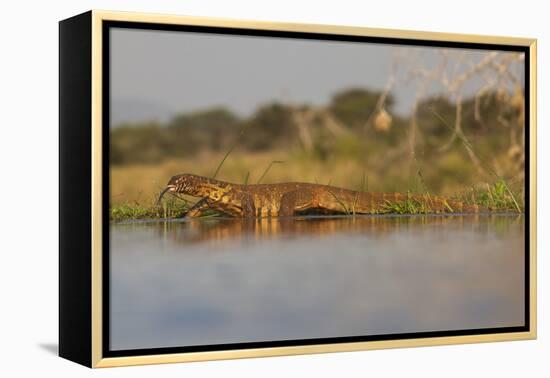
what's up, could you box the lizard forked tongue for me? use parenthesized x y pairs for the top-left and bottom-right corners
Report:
(155, 186), (172, 207)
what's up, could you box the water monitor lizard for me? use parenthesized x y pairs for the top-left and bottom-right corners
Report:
(157, 173), (484, 218)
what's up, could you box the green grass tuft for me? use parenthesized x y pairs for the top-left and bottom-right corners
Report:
(110, 196), (223, 222)
(381, 197), (431, 215)
(462, 178), (523, 212)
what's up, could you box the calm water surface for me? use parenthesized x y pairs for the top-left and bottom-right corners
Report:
(110, 214), (525, 351)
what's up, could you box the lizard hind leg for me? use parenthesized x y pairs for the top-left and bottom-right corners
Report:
(279, 190), (314, 217)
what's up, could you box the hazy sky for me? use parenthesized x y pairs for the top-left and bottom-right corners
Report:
(110, 28), (523, 126)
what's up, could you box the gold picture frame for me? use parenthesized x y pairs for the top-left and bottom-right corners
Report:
(59, 10), (537, 368)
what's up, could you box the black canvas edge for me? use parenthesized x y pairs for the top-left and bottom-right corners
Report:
(59, 11), (93, 368)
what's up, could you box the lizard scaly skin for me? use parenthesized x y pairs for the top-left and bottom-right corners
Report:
(159, 173), (484, 218)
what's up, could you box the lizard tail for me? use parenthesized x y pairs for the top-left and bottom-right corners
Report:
(318, 189), (485, 214)
(394, 193), (486, 213)
(412, 194), (485, 213)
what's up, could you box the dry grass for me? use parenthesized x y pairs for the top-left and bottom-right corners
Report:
(111, 148), (523, 206)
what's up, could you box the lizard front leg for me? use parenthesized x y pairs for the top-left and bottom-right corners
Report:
(189, 194), (255, 218)
(184, 198), (210, 217)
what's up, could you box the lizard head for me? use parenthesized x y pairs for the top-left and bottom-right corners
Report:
(167, 173), (207, 194)
(156, 173), (204, 206)
(156, 174), (232, 207)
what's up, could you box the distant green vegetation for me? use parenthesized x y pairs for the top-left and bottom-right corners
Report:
(111, 88), (523, 168)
